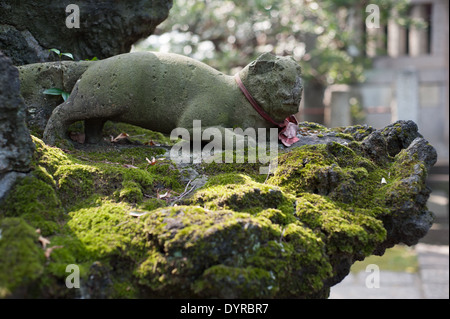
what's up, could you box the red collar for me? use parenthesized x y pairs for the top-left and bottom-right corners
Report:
(234, 73), (300, 147)
(234, 73), (283, 127)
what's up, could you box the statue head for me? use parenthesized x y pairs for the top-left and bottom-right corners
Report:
(239, 53), (303, 123)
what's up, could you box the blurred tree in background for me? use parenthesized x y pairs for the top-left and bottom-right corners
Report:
(135, 0), (419, 121)
(138, 0), (414, 82)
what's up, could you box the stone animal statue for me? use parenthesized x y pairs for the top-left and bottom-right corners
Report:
(43, 52), (303, 146)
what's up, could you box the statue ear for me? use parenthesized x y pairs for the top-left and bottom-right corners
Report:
(257, 52), (277, 62)
(249, 52), (277, 75)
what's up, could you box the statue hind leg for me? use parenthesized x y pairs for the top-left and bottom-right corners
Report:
(43, 80), (83, 146)
(43, 80), (124, 145)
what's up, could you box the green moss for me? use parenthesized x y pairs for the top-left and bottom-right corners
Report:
(117, 181), (143, 203)
(187, 173), (296, 215)
(54, 164), (98, 206)
(257, 208), (297, 225)
(295, 193), (386, 257)
(382, 149), (428, 213)
(202, 158), (261, 180)
(32, 136), (75, 174)
(0, 218), (46, 298)
(43, 234), (91, 277)
(30, 135), (183, 207)
(76, 146), (166, 168)
(103, 121), (177, 146)
(263, 142), (395, 260)
(0, 136), (190, 297)
(67, 121), (85, 134)
(135, 205), (332, 298)
(66, 200), (148, 259)
(111, 280), (139, 298)
(1, 174), (63, 236)
(335, 132), (355, 141)
(139, 198), (167, 211)
(300, 122), (327, 131)
(0, 123), (430, 299)
(246, 223), (332, 297)
(146, 163), (183, 190)
(268, 143), (388, 208)
(268, 144), (333, 194)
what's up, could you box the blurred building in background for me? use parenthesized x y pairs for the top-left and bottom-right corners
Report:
(321, 0), (448, 165)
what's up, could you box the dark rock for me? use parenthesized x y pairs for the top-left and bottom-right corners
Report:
(404, 137), (438, 170)
(342, 124), (375, 141)
(361, 130), (390, 165)
(0, 0), (173, 65)
(381, 120), (422, 157)
(271, 120), (437, 286)
(0, 51), (34, 201)
(83, 261), (113, 299)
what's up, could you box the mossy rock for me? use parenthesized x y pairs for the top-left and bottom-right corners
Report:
(0, 120), (437, 298)
(136, 206), (331, 298)
(187, 174), (296, 215)
(0, 218), (46, 298)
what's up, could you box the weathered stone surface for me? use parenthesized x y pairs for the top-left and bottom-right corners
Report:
(239, 52), (303, 117)
(18, 61), (94, 135)
(381, 120), (422, 157)
(0, 51), (34, 201)
(0, 0), (173, 65)
(0, 120), (437, 298)
(282, 121), (437, 285)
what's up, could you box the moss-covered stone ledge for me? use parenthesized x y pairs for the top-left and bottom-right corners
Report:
(0, 120), (437, 298)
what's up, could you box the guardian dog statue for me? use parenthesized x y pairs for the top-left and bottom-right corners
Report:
(43, 52), (303, 146)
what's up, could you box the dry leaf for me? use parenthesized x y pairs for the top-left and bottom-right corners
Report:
(111, 132), (129, 143)
(123, 164), (138, 169)
(38, 235), (51, 249)
(44, 246), (64, 259)
(146, 157), (157, 166)
(145, 140), (156, 146)
(157, 191), (170, 199)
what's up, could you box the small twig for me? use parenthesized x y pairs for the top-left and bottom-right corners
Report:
(263, 162), (272, 184)
(182, 179), (193, 194)
(170, 180), (196, 206)
(171, 184), (196, 205)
